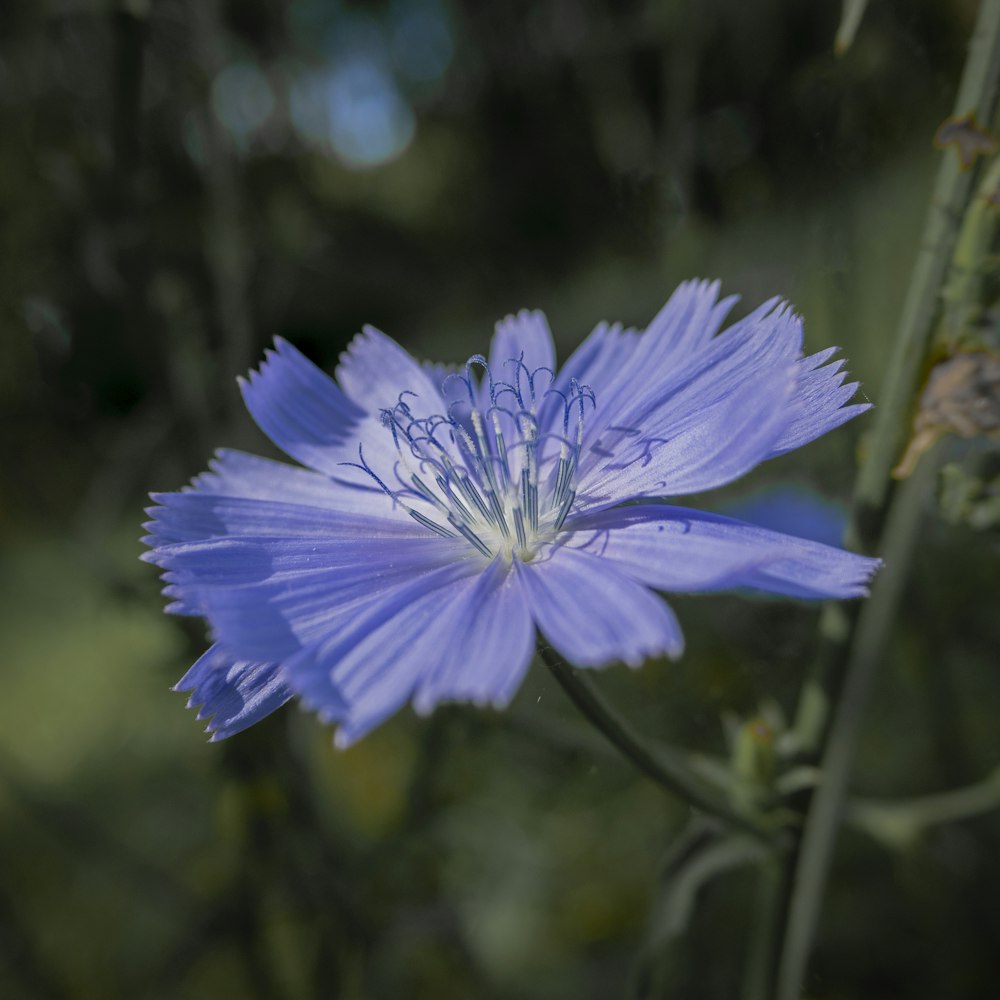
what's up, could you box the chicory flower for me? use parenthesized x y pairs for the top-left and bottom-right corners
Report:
(142, 279), (880, 745)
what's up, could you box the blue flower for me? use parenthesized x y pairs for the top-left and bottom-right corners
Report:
(143, 280), (880, 746)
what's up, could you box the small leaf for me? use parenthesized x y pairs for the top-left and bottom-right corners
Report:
(775, 765), (822, 797)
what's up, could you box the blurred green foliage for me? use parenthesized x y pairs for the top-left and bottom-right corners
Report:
(1, 1), (998, 998)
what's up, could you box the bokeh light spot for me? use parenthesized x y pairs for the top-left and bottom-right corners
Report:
(211, 60), (276, 146)
(290, 60), (416, 169)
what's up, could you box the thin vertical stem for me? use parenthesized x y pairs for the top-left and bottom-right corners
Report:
(771, 3), (1000, 997)
(741, 860), (786, 1000)
(776, 447), (941, 1000)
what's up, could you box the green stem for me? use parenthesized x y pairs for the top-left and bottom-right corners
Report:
(539, 644), (772, 841)
(776, 446), (941, 1000)
(741, 859), (786, 1000)
(773, 4), (1000, 995)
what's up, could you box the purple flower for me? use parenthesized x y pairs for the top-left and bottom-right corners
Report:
(143, 280), (880, 746)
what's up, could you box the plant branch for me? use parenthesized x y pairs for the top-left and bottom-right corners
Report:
(539, 644), (773, 841)
(848, 763), (1000, 850)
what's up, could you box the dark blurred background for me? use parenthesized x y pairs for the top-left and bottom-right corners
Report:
(2, 1), (998, 998)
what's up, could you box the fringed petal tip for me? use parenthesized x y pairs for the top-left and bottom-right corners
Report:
(172, 647), (293, 741)
(236, 334), (368, 476)
(765, 346), (873, 457)
(242, 335), (299, 380)
(849, 555), (884, 597)
(170, 684), (230, 742)
(332, 729), (355, 751)
(621, 633), (685, 667)
(411, 684), (516, 719)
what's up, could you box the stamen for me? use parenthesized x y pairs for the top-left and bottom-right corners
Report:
(411, 473), (444, 508)
(409, 509), (456, 538)
(435, 474), (474, 522)
(467, 410), (494, 475)
(453, 471), (495, 525)
(527, 365), (554, 402)
(504, 353), (529, 409)
(339, 445), (395, 500)
(490, 410), (512, 492)
(554, 488), (576, 531)
(484, 483), (510, 536)
(516, 411), (539, 532)
(519, 468), (534, 534)
(449, 517), (494, 559)
(512, 506), (528, 551)
(369, 356), (596, 561)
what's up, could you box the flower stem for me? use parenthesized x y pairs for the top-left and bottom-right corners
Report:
(741, 859), (786, 1000)
(539, 644), (772, 841)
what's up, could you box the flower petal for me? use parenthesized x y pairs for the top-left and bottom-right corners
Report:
(282, 562), (473, 729)
(566, 504), (881, 598)
(720, 484), (848, 548)
(536, 320), (639, 438)
(543, 281), (749, 443)
(174, 644), (294, 740)
(142, 480), (442, 628)
(516, 546), (684, 667)
(150, 533), (475, 660)
(593, 281), (747, 431)
(337, 325), (483, 483)
(238, 337), (368, 477)
(767, 348), (872, 456)
(186, 448), (385, 514)
(285, 559), (527, 745)
(412, 557), (535, 714)
(143, 490), (423, 548)
(641, 278), (743, 360)
(539, 281), (736, 437)
(336, 324), (448, 416)
(560, 291), (871, 505)
(575, 347), (798, 508)
(488, 309), (557, 398)
(562, 294), (806, 506)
